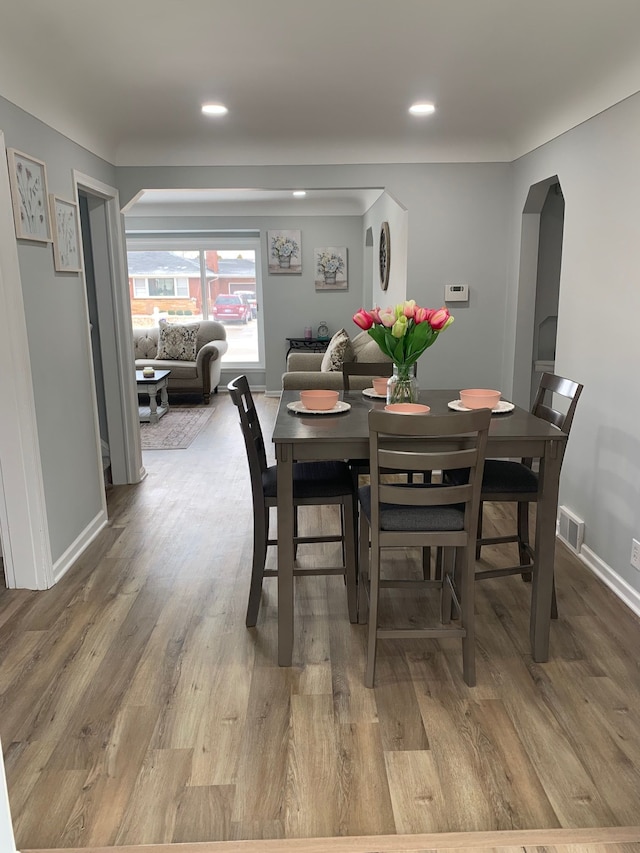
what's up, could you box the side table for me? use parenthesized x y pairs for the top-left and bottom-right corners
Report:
(136, 369), (171, 424)
(285, 337), (330, 358)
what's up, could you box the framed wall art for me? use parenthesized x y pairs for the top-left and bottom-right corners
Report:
(49, 195), (82, 272)
(268, 229), (301, 274)
(314, 247), (348, 291)
(6, 148), (52, 242)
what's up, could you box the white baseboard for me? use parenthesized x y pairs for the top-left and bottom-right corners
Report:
(579, 544), (640, 619)
(52, 509), (108, 585)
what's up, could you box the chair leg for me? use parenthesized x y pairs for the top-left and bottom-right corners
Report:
(440, 547), (453, 624)
(517, 501), (532, 581)
(365, 533), (380, 688)
(358, 511), (370, 624)
(459, 545), (476, 687)
(422, 546), (432, 579)
(343, 495), (358, 624)
(476, 500), (484, 559)
(246, 505), (268, 627)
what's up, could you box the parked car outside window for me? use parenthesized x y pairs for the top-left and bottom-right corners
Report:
(212, 293), (249, 324)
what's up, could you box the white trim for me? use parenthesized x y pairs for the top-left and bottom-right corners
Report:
(579, 544), (640, 619)
(0, 129), (53, 589)
(0, 739), (17, 853)
(73, 171), (143, 486)
(52, 509), (109, 584)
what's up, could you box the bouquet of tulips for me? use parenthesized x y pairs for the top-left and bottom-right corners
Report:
(353, 301), (454, 368)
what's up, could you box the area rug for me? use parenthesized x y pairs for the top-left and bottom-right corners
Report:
(140, 406), (215, 450)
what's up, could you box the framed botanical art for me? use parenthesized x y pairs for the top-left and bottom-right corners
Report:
(49, 195), (82, 272)
(268, 229), (301, 274)
(315, 247), (348, 291)
(6, 148), (52, 242)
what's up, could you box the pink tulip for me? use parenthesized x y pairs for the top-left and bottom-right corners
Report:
(353, 308), (374, 330)
(370, 306), (382, 324)
(429, 307), (453, 331)
(379, 308), (396, 327)
(414, 306), (429, 324)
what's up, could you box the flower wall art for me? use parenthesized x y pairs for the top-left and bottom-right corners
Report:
(314, 247), (347, 291)
(49, 195), (82, 272)
(7, 148), (52, 242)
(268, 230), (301, 274)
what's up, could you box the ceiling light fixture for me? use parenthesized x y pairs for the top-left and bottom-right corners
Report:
(201, 103), (228, 116)
(293, 190), (307, 197)
(409, 102), (435, 116)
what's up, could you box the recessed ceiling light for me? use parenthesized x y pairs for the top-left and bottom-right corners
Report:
(201, 103), (228, 116)
(409, 102), (435, 116)
(293, 190), (307, 197)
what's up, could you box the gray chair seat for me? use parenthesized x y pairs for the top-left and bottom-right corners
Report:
(358, 484), (465, 531)
(262, 461), (355, 499)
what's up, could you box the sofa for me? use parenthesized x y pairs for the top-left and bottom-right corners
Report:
(281, 329), (392, 391)
(133, 319), (228, 403)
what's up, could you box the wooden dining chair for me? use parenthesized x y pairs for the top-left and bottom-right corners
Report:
(228, 375), (358, 627)
(358, 408), (491, 687)
(342, 361), (393, 391)
(454, 372), (583, 618)
(342, 360), (417, 391)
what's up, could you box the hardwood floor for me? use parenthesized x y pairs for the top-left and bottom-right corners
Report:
(1, 392), (640, 850)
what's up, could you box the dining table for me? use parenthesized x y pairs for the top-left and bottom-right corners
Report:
(272, 388), (568, 667)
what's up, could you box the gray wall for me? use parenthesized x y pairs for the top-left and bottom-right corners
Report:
(507, 91), (640, 598)
(0, 95), (115, 562)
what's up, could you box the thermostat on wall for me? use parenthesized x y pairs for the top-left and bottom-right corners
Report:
(444, 284), (469, 302)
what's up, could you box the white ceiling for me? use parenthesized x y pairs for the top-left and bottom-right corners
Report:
(2, 0), (640, 169)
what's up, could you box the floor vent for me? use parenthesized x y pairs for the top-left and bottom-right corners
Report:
(557, 505), (584, 554)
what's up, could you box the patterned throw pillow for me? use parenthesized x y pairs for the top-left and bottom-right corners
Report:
(156, 320), (200, 361)
(320, 328), (353, 372)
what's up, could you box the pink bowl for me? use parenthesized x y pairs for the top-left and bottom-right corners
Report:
(372, 377), (389, 396)
(300, 389), (340, 411)
(384, 403), (431, 414)
(459, 388), (501, 410)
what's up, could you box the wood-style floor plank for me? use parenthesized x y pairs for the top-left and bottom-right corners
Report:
(2, 392), (640, 850)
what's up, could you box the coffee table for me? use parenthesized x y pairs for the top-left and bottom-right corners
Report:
(136, 369), (171, 424)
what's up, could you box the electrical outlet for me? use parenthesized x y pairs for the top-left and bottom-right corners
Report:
(631, 539), (640, 571)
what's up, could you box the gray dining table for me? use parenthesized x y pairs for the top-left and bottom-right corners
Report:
(272, 388), (568, 667)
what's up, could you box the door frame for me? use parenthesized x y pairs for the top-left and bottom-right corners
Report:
(73, 171), (143, 485)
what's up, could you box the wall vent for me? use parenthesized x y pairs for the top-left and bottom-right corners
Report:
(557, 506), (584, 554)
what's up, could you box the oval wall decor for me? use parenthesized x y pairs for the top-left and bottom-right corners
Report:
(379, 221), (390, 291)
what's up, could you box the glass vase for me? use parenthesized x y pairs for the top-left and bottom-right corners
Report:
(387, 363), (419, 404)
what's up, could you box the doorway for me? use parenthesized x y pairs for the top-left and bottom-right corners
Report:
(513, 175), (564, 407)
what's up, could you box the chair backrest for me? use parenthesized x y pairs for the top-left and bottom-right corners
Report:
(368, 409), (491, 538)
(342, 361), (416, 391)
(532, 372), (583, 433)
(227, 375), (268, 504)
(526, 372), (583, 469)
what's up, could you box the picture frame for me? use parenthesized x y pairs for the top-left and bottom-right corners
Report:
(315, 246), (348, 291)
(49, 195), (82, 272)
(268, 229), (302, 274)
(6, 148), (52, 242)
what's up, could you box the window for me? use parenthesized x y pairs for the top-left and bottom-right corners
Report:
(126, 241), (264, 367)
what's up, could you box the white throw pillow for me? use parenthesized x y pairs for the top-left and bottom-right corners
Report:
(156, 320), (200, 361)
(320, 328), (353, 372)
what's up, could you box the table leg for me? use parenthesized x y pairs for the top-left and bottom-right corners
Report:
(530, 440), (562, 661)
(276, 443), (295, 666)
(160, 380), (169, 412)
(148, 384), (159, 424)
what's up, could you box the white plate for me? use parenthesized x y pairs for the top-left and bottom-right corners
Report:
(362, 387), (387, 399)
(448, 399), (515, 414)
(287, 400), (351, 415)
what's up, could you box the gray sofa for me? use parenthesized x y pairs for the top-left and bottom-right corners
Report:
(281, 330), (392, 391)
(133, 320), (228, 402)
